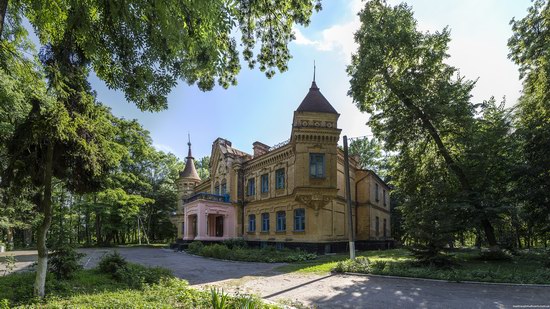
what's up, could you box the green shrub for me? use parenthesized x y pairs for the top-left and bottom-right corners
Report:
(477, 250), (513, 261)
(210, 288), (229, 309)
(333, 257), (371, 273)
(0, 298), (9, 309)
(98, 251), (127, 275)
(114, 263), (173, 288)
(222, 238), (248, 249)
(187, 241), (204, 254)
(48, 245), (85, 279)
(201, 244), (232, 259)
(372, 260), (387, 272)
(0, 255), (16, 276)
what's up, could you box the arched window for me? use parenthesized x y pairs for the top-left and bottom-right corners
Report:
(214, 181), (220, 195)
(221, 179), (227, 195)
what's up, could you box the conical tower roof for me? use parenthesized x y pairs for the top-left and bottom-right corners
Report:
(296, 63), (338, 114)
(179, 135), (201, 181)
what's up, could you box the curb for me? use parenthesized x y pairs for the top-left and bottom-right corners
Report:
(342, 272), (550, 287)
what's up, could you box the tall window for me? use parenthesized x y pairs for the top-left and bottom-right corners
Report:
(375, 216), (380, 236)
(248, 214), (256, 232)
(276, 211), (286, 231)
(275, 168), (285, 189)
(294, 208), (305, 231)
(309, 153), (325, 178)
(375, 183), (379, 202)
(383, 189), (386, 206)
(261, 174), (269, 193)
(215, 182), (220, 195)
(247, 178), (255, 196)
(383, 218), (387, 237)
(261, 213), (270, 232)
(221, 182), (227, 195)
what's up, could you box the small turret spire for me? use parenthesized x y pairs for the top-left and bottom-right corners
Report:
(313, 60), (316, 82)
(180, 132), (201, 181)
(187, 133), (192, 158)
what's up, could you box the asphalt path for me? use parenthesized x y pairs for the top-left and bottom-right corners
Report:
(2, 247), (549, 308)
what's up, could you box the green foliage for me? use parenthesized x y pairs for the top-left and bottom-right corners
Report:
(187, 241), (205, 254)
(283, 249), (550, 284)
(201, 244), (232, 259)
(334, 257), (371, 273)
(48, 245), (85, 279)
(222, 238), (248, 249)
(97, 251), (172, 288)
(477, 250), (513, 262)
(0, 255), (16, 276)
(348, 137), (388, 177)
(18, 0), (323, 111)
(97, 251), (127, 276)
(210, 288), (229, 309)
(113, 263), (173, 289)
(0, 269), (277, 308)
(188, 243), (316, 263)
(508, 0), (550, 239)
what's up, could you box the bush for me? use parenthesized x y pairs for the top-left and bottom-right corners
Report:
(188, 243), (316, 263)
(371, 260), (387, 272)
(114, 263), (173, 288)
(477, 250), (513, 261)
(333, 257), (371, 273)
(187, 241), (204, 254)
(222, 238), (248, 249)
(49, 245), (85, 279)
(0, 255), (16, 276)
(201, 244), (231, 259)
(98, 251), (127, 275)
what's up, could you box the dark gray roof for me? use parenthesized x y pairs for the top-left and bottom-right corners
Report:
(179, 143), (201, 181)
(296, 81), (338, 114)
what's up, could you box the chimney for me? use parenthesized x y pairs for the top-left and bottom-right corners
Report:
(253, 141), (270, 157)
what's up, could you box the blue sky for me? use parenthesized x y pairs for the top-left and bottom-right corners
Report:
(86, 0), (531, 161)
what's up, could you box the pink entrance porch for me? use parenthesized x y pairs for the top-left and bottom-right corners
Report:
(182, 196), (237, 241)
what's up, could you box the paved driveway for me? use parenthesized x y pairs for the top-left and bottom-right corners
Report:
(2, 247), (549, 308)
(79, 247), (283, 285)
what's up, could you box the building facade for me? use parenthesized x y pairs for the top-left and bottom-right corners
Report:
(170, 79), (392, 252)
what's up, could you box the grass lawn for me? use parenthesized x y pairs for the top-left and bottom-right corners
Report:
(277, 248), (550, 284)
(0, 267), (277, 308)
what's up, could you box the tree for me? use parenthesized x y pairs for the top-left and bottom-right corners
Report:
(508, 0), (550, 240)
(1, 0), (324, 297)
(348, 137), (388, 178)
(195, 156), (211, 180)
(347, 0), (500, 249)
(1, 0), (322, 111)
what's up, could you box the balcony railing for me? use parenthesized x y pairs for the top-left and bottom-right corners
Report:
(183, 192), (230, 204)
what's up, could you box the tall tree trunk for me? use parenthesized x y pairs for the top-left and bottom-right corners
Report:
(0, 0), (8, 38)
(94, 194), (101, 245)
(85, 204), (91, 245)
(382, 70), (499, 250)
(34, 142), (54, 298)
(7, 226), (13, 249)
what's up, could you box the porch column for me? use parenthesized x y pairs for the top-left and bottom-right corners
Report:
(197, 204), (208, 239)
(223, 215), (228, 238)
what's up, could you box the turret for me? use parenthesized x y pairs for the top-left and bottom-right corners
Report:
(291, 73), (341, 191)
(177, 134), (201, 200)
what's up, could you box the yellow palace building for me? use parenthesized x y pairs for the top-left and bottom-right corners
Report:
(170, 78), (392, 253)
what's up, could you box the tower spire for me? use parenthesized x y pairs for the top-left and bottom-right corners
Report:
(180, 132), (201, 181)
(187, 132), (193, 158)
(313, 60), (316, 82)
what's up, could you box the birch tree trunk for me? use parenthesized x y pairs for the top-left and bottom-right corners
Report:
(34, 142), (54, 297)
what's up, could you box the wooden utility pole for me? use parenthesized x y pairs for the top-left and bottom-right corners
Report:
(343, 136), (356, 260)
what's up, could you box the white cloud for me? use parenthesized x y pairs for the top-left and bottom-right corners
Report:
(153, 143), (176, 154)
(293, 1), (361, 63)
